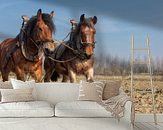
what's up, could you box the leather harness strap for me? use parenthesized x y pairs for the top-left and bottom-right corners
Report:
(3, 43), (18, 70)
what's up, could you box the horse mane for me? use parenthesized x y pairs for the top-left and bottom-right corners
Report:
(24, 13), (55, 38)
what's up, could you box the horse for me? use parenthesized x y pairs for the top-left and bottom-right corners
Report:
(44, 14), (97, 83)
(0, 9), (55, 82)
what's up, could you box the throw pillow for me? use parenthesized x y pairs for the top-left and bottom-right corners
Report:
(102, 80), (121, 100)
(1, 88), (34, 103)
(78, 81), (105, 102)
(0, 81), (13, 101)
(10, 79), (37, 100)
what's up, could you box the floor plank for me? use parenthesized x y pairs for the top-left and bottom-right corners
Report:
(133, 125), (141, 130)
(149, 123), (163, 130)
(158, 123), (163, 127)
(135, 122), (163, 130)
(144, 122), (161, 130)
(135, 122), (150, 130)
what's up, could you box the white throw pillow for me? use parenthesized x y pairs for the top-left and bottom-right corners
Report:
(10, 79), (37, 100)
(1, 88), (34, 103)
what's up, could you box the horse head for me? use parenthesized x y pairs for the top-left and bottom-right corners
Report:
(78, 14), (97, 58)
(31, 9), (55, 52)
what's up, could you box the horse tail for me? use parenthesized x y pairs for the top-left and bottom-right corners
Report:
(51, 71), (60, 81)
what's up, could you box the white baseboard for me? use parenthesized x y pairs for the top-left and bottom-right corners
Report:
(135, 114), (163, 122)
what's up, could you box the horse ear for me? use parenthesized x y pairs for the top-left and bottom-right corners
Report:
(92, 16), (97, 24)
(37, 9), (42, 22)
(50, 11), (54, 18)
(80, 14), (85, 23)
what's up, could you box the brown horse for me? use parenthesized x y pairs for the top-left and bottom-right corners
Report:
(0, 9), (55, 82)
(44, 14), (97, 82)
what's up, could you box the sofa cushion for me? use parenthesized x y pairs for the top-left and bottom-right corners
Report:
(35, 83), (79, 105)
(1, 88), (34, 103)
(0, 81), (13, 101)
(0, 101), (54, 117)
(78, 81), (105, 102)
(0, 81), (12, 89)
(10, 79), (37, 100)
(55, 101), (112, 117)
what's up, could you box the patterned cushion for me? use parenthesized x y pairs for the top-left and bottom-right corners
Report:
(1, 88), (34, 103)
(78, 81), (105, 102)
(102, 80), (121, 100)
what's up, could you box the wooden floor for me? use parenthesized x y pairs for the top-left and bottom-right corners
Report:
(134, 122), (163, 130)
(134, 114), (163, 130)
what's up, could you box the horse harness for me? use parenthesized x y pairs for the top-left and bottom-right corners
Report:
(4, 15), (46, 70)
(47, 20), (95, 63)
(5, 16), (95, 67)
(5, 41), (40, 68)
(18, 28), (43, 62)
(17, 15), (53, 62)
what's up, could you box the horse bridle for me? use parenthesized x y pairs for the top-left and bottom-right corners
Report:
(75, 33), (96, 58)
(34, 39), (54, 50)
(21, 29), (53, 49)
(21, 28), (53, 62)
(80, 41), (96, 48)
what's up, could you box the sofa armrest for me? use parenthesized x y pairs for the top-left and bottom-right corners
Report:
(120, 100), (135, 129)
(119, 88), (134, 122)
(123, 101), (132, 122)
(120, 100), (134, 129)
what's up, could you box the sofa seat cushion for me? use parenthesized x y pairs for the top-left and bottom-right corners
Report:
(55, 101), (112, 117)
(0, 101), (54, 117)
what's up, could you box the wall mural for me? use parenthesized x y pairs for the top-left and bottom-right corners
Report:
(0, 0), (162, 116)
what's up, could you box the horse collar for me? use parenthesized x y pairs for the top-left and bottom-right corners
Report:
(20, 41), (42, 62)
(18, 27), (43, 62)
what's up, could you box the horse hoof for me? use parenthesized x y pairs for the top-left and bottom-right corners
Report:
(87, 79), (94, 82)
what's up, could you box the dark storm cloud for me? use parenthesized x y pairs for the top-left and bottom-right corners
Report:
(34, 0), (163, 31)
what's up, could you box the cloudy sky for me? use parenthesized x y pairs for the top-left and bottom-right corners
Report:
(0, 0), (163, 59)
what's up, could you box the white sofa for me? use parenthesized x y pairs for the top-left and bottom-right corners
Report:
(0, 82), (133, 130)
